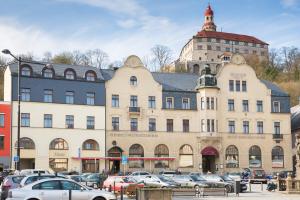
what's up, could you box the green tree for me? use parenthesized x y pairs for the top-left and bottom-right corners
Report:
(51, 52), (74, 64)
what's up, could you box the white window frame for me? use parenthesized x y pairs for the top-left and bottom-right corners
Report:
(273, 101), (281, 113)
(182, 98), (190, 109)
(166, 97), (174, 109)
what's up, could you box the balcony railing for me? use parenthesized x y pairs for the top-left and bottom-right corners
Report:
(273, 134), (283, 139)
(129, 107), (140, 113)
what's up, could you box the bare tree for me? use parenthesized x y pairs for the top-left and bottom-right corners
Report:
(281, 47), (299, 72)
(42, 51), (53, 62)
(86, 49), (109, 69)
(151, 45), (172, 71)
(269, 48), (281, 69)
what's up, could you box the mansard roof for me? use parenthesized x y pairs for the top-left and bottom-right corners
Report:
(260, 80), (289, 97)
(8, 61), (104, 81)
(291, 105), (300, 131)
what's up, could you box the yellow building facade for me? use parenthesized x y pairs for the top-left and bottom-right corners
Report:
(104, 54), (292, 174)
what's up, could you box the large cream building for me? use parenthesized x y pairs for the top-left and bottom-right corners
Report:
(104, 54), (292, 174)
(4, 62), (106, 172)
(174, 4), (269, 75)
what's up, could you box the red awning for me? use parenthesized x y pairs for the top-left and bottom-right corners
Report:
(201, 146), (219, 156)
(71, 157), (175, 161)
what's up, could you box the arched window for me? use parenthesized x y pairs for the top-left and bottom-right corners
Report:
(21, 65), (32, 76)
(42, 68), (54, 78)
(130, 76), (137, 86)
(49, 138), (69, 150)
(179, 144), (193, 168)
(64, 69), (76, 80)
(154, 144), (169, 168)
(193, 64), (200, 74)
(85, 71), (97, 81)
(15, 137), (35, 149)
(129, 144), (144, 168)
(225, 145), (239, 168)
(249, 145), (262, 168)
(272, 146), (284, 168)
(82, 139), (99, 150)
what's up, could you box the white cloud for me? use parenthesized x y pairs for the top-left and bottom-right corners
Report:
(117, 19), (137, 29)
(281, 0), (300, 7)
(0, 16), (196, 63)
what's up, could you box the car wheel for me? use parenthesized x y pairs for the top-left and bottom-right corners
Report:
(93, 197), (105, 200)
(225, 185), (231, 193)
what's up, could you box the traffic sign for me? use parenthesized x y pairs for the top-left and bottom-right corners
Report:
(13, 156), (19, 162)
(121, 156), (128, 165)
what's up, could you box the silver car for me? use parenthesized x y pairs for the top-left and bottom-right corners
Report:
(137, 175), (178, 188)
(7, 178), (116, 200)
(171, 175), (206, 189)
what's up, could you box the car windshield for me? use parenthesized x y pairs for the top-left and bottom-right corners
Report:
(191, 176), (206, 181)
(221, 176), (233, 181)
(158, 175), (172, 182)
(12, 176), (25, 183)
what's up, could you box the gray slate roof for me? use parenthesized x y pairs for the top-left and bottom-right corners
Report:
(291, 105), (300, 131)
(8, 61), (104, 80)
(102, 69), (198, 92)
(260, 80), (289, 97)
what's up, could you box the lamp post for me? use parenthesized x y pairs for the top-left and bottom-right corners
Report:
(1, 49), (52, 170)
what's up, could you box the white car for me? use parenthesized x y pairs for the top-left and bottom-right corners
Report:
(20, 174), (67, 187)
(19, 169), (51, 176)
(7, 178), (116, 200)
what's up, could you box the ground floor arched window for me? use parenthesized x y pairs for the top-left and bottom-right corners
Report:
(225, 145), (239, 168)
(129, 144), (144, 168)
(272, 146), (284, 168)
(179, 145), (193, 168)
(249, 145), (262, 168)
(154, 144), (169, 168)
(49, 158), (68, 172)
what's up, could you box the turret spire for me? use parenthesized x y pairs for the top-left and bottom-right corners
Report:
(202, 4), (217, 31)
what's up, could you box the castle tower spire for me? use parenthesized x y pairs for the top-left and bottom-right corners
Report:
(202, 4), (217, 31)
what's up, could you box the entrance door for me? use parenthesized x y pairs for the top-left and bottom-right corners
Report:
(202, 155), (216, 173)
(201, 146), (219, 174)
(108, 146), (123, 175)
(20, 158), (35, 170)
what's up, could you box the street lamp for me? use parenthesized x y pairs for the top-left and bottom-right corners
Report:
(2, 49), (52, 170)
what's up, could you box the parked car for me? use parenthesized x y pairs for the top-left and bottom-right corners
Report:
(158, 170), (178, 177)
(19, 169), (50, 176)
(157, 175), (181, 188)
(129, 171), (151, 177)
(171, 175), (206, 189)
(189, 175), (232, 193)
(85, 173), (107, 188)
(250, 169), (267, 184)
(200, 174), (233, 193)
(103, 176), (144, 192)
(189, 172), (202, 177)
(136, 175), (179, 188)
(226, 172), (241, 181)
(0, 170), (14, 184)
(0, 175), (24, 200)
(20, 174), (66, 187)
(67, 175), (87, 184)
(6, 178), (116, 200)
(220, 175), (247, 192)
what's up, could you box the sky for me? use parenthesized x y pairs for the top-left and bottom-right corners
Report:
(0, 0), (300, 63)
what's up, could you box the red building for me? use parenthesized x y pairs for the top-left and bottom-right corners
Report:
(0, 102), (11, 170)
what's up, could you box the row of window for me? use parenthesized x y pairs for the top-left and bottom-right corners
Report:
(112, 95), (192, 110)
(111, 117), (281, 135)
(227, 121), (280, 134)
(229, 80), (247, 92)
(197, 38), (266, 48)
(21, 88), (96, 105)
(227, 99), (281, 113)
(20, 65), (97, 81)
(21, 113), (95, 129)
(16, 137), (99, 151)
(197, 45), (266, 56)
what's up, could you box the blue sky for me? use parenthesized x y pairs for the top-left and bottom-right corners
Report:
(0, 0), (299, 62)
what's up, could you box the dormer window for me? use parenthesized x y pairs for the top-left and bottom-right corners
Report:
(43, 68), (54, 78)
(65, 69), (76, 80)
(86, 71), (96, 81)
(21, 65), (31, 76)
(130, 76), (137, 86)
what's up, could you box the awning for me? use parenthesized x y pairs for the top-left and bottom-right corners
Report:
(72, 157), (176, 161)
(201, 146), (219, 156)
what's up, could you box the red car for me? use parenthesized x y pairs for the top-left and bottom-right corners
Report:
(103, 176), (144, 192)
